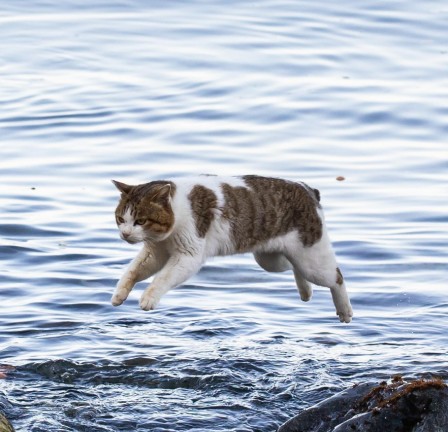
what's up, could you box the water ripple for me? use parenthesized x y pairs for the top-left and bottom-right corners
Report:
(1, 0), (448, 430)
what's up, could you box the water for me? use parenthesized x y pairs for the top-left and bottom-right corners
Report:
(1, 0), (447, 430)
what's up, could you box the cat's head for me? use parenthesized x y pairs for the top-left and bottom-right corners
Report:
(112, 180), (175, 244)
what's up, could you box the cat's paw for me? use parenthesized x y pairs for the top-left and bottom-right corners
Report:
(337, 304), (353, 323)
(300, 292), (312, 302)
(139, 292), (159, 311)
(111, 291), (127, 307)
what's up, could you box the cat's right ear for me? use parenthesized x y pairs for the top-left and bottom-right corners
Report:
(112, 180), (132, 195)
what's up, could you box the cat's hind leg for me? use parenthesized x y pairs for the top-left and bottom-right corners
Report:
(112, 244), (167, 306)
(254, 251), (312, 302)
(329, 269), (352, 323)
(284, 232), (353, 323)
(293, 270), (313, 302)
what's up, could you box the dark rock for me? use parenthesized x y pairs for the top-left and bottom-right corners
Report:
(0, 393), (15, 432)
(278, 376), (448, 432)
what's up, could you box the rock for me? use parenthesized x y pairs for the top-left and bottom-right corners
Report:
(0, 393), (15, 432)
(0, 413), (14, 432)
(278, 376), (448, 432)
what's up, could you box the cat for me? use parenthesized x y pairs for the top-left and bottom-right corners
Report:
(111, 175), (353, 323)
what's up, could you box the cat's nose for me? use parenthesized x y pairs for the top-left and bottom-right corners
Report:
(122, 232), (137, 244)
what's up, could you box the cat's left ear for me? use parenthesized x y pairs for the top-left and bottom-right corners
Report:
(112, 180), (133, 195)
(153, 184), (172, 205)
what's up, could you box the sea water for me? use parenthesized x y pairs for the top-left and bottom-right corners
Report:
(1, 1), (447, 430)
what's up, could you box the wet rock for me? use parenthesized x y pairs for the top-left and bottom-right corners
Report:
(278, 376), (448, 432)
(0, 413), (14, 432)
(0, 393), (15, 432)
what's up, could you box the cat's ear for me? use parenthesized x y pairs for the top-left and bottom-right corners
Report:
(112, 180), (132, 195)
(153, 184), (172, 205)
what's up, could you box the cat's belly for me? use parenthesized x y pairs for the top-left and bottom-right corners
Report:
(207, 229), (300, 257)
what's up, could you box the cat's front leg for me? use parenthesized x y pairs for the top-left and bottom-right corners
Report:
(139, 254), (203, 311)
(112, 244), (167, 306)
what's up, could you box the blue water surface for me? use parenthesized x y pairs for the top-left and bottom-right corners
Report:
(1, 1), (447, 431)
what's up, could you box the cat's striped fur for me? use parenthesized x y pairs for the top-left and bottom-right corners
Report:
(112, 175), (353, 323)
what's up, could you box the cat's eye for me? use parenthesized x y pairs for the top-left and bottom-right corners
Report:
(134, 218), (146, 226)
(116, 216), (125, 224)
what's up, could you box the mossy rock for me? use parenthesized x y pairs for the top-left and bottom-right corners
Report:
(278, 376), (448, 432)
(0, 413), (14, 432)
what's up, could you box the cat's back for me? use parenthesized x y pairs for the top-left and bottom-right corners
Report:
(171, 174), (319, 212)
(170, 175), (322, 252)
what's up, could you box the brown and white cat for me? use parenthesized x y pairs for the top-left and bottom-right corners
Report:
(111, 175), (353, 323)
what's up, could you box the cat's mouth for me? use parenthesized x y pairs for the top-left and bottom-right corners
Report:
(120, 234), (140, 244)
